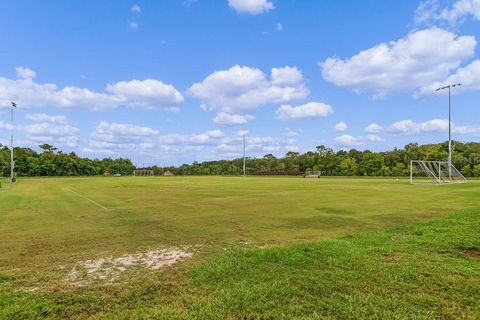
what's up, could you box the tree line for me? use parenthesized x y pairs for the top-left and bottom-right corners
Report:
(149, 141), (480, 177)
(1, 141), (479, 178)
(0, 144), (135, 177)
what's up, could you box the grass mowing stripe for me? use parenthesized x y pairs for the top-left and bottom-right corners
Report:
(63, 187), (109, 211)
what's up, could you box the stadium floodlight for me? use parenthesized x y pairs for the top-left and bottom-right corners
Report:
(10, 101), (17, 182)
(435, 83), (461, 179)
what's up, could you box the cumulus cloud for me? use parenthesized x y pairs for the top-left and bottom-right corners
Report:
(0, 67), (183, 110)
(212, 112), (255, 125)
(419, 59), (480, 96)
(320, 28), (476, 97)
(25, 113), (68, 124)
(270, 66), (303, 85)
(92, 121), (159, 143)
(106, 79), (184, 108)
(334, 135), (365, 147)
(415, 0), (480, 25)
(364, 123), (383, 133)
(15, 67), (36, 79)
(334, 133), (384, 148)
(84, 121), (160, 156)
(283, 128), (300, 137)
(365, 134), (385, 142)
(189, 65), (308, 114)
(334, 122), (348, 132)
(158, 129), (298, 159)
(366, 119), (478, 135)
(275, 102), (333, 120)
(23, 123), (79, 137)
(159, 130), (225, 145)
(1, 117), (79, 148)
(228, 0), (274, 15)
(22, 123), (80, 147)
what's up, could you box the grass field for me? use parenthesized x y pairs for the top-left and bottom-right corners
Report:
(0, 176), (479, 319)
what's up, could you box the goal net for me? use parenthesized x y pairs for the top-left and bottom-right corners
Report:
(304, 170), (321, 178)
(133, 170), (154, 177)
(410, 161), (466, 185)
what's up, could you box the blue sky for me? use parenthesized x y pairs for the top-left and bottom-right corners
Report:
(0, 0), (479, 165)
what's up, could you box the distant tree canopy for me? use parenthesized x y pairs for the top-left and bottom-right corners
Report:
(1, 141), (479, 177)
(0, 145), (135, 177)
(144, 141), (480, 177)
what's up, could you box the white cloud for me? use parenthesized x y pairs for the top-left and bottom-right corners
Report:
(106, 79), (184, 108)
(419, 59), (480, 96)
(82, 147), (114, 155)
(334, 122), (348, 132)
(334, 135), (365, 147)
(159, 130), (225, 145)
(21, 123), (80, 147)
(189, 65), (308, 114)
(23, 123), (79, 136)
(0, 67), (183, 110)
(128, 22), (139, 30)
(212, 112), (255, 125)
(283, 128), (300, 137)
(364, 123), (383, 133)
(414, 0), (441, 25)
(92, 121), (159, 143)
(368, 119), (478, 135)
(334, 132), (386, 147)
(276, 23), (283, 31)
(275, 102), (333, 121)
(84, 121), (160, 155)
(320, 28), (476, 97)
(365, 134), (385, 142)
(228, 0), (274, 15)
(25, 113), (68, 124)
(15, 67), (36, 79)
(270, 66), (303, 85)
(0, 121), (14, 130)
(157, 129), (298, 159)
(416, 0), (480, 25)
(131, 4), (141, 12)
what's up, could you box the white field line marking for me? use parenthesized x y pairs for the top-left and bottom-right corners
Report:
(64, 188), (109, 211)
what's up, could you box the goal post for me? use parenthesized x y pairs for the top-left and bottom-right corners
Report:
(410, 160), (466, 185)
(132, 169), (154, 177)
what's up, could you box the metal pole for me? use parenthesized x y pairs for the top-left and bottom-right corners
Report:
(448, 86), (452, 179)
(410, 161), (413, 184)
(243, 132), (246, 177)
(10, 102), (15, 182)
(435, 83), (460, 180)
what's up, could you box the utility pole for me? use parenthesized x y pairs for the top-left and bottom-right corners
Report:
(243, 131), (246, 177)
(435, 83), (461, 179)
(10, 101), (17, 182)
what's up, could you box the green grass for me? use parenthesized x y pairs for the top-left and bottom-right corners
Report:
(0, 176), (479, 319)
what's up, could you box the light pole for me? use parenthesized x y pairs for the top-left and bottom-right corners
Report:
(243, 131), (246, 177)
(10, 101), (17, 182)
(435, 83), (461, 179)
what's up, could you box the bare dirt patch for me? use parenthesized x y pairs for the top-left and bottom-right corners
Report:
(460, 248), (480, 260)
(67, 248), (192, 285)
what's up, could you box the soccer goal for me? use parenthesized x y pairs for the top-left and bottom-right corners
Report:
(304, 170), (321, 178)
(410, 160), (466, 185)
(133, 170), (154, 177)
